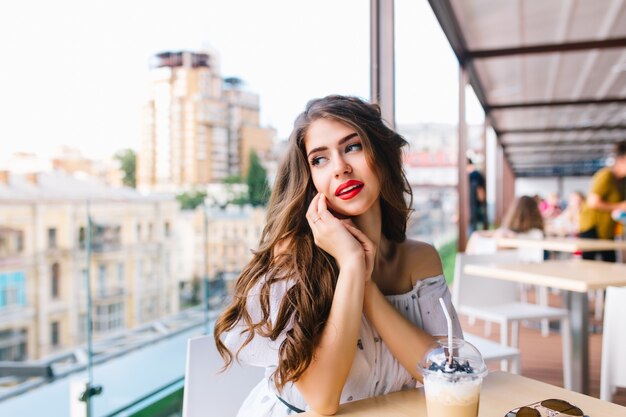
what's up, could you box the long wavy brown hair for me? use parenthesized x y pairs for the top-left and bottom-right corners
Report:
(213, 95), (413, 390)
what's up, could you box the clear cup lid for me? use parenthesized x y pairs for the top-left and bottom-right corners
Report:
(418, 337), (487, 379)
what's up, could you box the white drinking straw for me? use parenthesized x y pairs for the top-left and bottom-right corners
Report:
(438, 297), (454, 365)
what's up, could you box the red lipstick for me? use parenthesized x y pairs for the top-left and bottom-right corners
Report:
(335, 180), (364, 200)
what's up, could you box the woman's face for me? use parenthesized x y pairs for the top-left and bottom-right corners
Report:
(304, 118), (380, 217)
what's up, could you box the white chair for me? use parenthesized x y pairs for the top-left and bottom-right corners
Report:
(452, 252), (572, 389)
(465, 234), (550, 335)
(463, 333), (520, 374)
(182, 334), (265, 417)
(600, 286), (626, 402)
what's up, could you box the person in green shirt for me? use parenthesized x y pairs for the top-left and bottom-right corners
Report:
(579, 141), (626, 262)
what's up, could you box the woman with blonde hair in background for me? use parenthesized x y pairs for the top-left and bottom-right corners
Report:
(549, 191), (584, 237)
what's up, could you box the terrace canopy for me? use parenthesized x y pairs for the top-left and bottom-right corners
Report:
(429, 0), (626, 175)
(417, 0), (626, 248)
(371, 1), (626, 248)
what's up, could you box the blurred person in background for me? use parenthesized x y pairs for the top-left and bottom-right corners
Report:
(467, 158), (487, 235)
(496, 195), (545, 240)
(548, 191), (584, 237)
(579, 141), (626, 262)
(494, 195), (545, 263)
(539, 192), (562, 220)
(465, 195), (545, 259)
(496, 195), (548, 316)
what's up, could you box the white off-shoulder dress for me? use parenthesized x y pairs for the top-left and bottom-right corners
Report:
(221, 274), (462, 416)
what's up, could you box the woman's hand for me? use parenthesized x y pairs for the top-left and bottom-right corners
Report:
(342, 219), (376, 280)
(306, 193), (365, 270)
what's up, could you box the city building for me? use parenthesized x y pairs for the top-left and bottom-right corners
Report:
(137, 50), (276, 193)
(0, 170), (181, 360)
(176, 204), (266, 305)
(3, 148), (125, 188)
(51, 146), (125, 187)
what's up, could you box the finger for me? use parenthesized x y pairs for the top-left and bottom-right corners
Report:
(307, 193), (321, 221)
(308, 193), (320, 212)
(318, 194), (335, 222)
(343, 222), (367, 243)
(344, 222), (374, 249)
(341, 218), (356, 228)
(318, 193), (327, 215)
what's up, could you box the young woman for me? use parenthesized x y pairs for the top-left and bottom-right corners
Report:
(496, 195), (545, 238)
(214, 95), (462, 416)
(494, 195), (545, 263)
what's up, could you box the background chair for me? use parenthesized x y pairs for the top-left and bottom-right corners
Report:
(182, 334), (265, 417)
(600, 286), (626, 402)
(463, 333), (520, 374)
(452, 252), (572, 388)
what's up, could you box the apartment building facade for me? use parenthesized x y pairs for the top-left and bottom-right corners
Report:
(137, 50), (276, 193)
(0, 171), (181, 360)
(175, 205), (266, 304)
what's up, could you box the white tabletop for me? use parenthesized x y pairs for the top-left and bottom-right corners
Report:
(464, 259), (626, 292)
(496, 236), (626, 252)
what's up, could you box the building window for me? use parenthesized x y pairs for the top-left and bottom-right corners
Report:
(0, 271), (26, 309)
(148, 223), (153, 240)
(136, 223), (142, 241)
(0, 235), (7, 256)
(51, 263), (60, 299)
(117, 263), (124, 287)
(143, 295), (159, 321)
(47, 228), (57, 249)
(80, 268), (87, 294)
(98, 264), (107, 297)
(0, 330), (27, 361)
(2, 285), (19, 307)
(50, 321), (60, 347)
(94, 302), (124, 332)
(77, 314), (87, 343)
(164, 221), (170, 237)
(16, 232), (24, 252)
(78, 226), (86, 249)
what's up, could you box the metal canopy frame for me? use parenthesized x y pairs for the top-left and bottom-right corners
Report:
(428, 0), (626, 178)
(467, 37), (626, 60)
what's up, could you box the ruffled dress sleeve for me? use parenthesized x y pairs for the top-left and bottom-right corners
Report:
(220, 278), (310, 416)
(221, 277), (294, 368)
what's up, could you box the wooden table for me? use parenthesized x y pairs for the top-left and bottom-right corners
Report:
(496, 236), (626, 252)
(301, 371), (625, 416)
(464, 259), (626, 395)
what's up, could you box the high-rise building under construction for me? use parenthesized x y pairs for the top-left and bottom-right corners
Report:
(137, 50), (275, 192)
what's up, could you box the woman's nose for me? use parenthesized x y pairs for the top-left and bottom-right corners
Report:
(333, 157), (352, 177)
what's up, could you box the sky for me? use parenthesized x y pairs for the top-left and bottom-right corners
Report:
(0, 0), (483, 160)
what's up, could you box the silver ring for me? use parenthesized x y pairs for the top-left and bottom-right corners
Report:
(312, 216), (321, 223)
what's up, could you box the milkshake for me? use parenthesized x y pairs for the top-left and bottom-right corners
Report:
(419, 337), (487, 417)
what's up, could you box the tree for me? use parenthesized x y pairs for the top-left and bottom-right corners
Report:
(247, 150), (270, 207)
(222, 174), (247, 206)
(114, 149), (136, 188)
(176, 190), (207, 210)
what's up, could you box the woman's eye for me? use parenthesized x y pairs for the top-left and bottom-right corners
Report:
(346, 143), (363, 153)
(311, 156), (326, 166)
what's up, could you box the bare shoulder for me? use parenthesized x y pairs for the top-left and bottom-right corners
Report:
(400, 239), (444, 285)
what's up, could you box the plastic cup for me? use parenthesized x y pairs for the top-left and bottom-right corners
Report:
(418, 337), (487, 417)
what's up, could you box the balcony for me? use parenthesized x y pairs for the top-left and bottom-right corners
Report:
(0, 305), (34, 327)
(0, 306), (209, 415)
